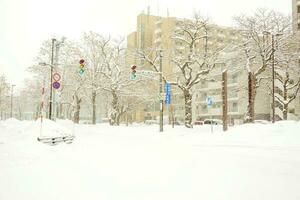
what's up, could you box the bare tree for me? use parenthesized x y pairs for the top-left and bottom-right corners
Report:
(137, 14), (220, 128)
(0, 75), (10, 120)
(80, 32), (108, 124)
(274, 34), (300, 120)
(234, 8), (291, 122)
(98, 37), (142, 125)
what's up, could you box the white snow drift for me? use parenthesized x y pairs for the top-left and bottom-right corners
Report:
(0, 119), (300, 200)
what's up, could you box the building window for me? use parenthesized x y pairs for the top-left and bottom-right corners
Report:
(228, 90), (238, 98)
(201, 80), (208, 88)
(298, 5), (300, 13)
(201, 92), (207, 101)
(298, 23), (300, 30)
(139, 24), (145, 49)
(231, 74), (238, 83)
(230, 102), (238, 112)
(289, 108), (295, 114)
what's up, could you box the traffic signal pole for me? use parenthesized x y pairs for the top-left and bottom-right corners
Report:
(49, 38), (56, 120)
(159, 50), (163, 132)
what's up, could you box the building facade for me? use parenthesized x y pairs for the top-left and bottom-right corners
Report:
(293, 0), (300, 34)
(127, 11), (300, 123)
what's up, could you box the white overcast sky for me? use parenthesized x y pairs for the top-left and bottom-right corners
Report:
(0, 0), (292, 89)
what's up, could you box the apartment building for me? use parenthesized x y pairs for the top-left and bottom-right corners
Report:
(127, 11), (300, 123)
(293, 0), (300, 34)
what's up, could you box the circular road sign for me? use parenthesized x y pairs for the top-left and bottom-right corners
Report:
(52, 81), (61, 90)
(52, 73), (61, 82)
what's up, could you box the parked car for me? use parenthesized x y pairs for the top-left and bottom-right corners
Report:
(144, 120), (158, 125)
(174, 121), (184, 125)
(194, 120), (204, 125)
(203, 119), (223, 125)
(254, 120), (270, 124)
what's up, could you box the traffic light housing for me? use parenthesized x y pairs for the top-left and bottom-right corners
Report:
(79, 59), (85, 75)
(130, 65), (137, 80)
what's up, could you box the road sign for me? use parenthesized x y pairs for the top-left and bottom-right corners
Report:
(165, 94), (171, 105)
(206, 97), (213, 107)
(164, 83), (171, 105)
(164, 83), (171, 93)
(52, 81), (61, 90)
(52, 73), (61, 82)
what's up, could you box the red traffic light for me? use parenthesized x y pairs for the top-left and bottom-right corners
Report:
(79, 59), (85, 64)
(131, 65), (136, 70)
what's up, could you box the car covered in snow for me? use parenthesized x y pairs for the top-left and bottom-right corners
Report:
(194, 120), (204, 125)
(203, 119), (223, 125)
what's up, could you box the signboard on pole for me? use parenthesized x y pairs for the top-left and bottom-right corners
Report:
(52, 82), (61, 90)
(164, 83), (171, 105)
(206, 97), (213, 107)
(52, 73), (61, 82)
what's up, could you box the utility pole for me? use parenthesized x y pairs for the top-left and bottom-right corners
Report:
(49, 38), (56, 120)
(263, 31), (282, 123)
(10, 84), (15, 118)
(54, 37), (65, 120)
(271, 34), (275, 123)
(159, 50), (163, 132)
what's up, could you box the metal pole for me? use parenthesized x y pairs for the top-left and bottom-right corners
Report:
(49, 38), (56, 120)
(53, 41), (61, 121)
(210, 112), (213, 133)
(272, 35), (275, 123)
(159, 50), (163, 132)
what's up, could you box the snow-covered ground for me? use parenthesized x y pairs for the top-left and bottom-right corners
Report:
(1, 118), (300, 200)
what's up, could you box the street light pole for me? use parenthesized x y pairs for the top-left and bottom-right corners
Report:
(271, 34), (275, 123)
(10, 84), (15, 118)
(264, 31), (282, 123)
(49, 38), (56, 120)
(159, 50), (163, 132)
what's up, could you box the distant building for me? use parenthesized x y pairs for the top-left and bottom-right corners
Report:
(127, 11), (300, 123)
(292, 0), (300, 34)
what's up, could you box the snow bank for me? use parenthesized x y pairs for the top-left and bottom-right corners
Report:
(1, 120), (300, 200)
(24, 118), (72, 138)
(0, 118), (23, 133)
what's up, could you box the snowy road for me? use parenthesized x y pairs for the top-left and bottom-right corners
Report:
(1, 119), (300, 200)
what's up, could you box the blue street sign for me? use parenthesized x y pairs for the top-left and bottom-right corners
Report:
(165, 83), (171, 94)
(206, 97), (212, 107)
(52, 81), (61, 90)
(165, 94), (171, 105)
(165, 83), (171, 105)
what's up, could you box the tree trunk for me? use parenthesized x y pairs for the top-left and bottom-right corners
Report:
(283, 84), (288, 120)
(222, 71), (228, 131)
(184, 89), (193, 128)
(73, 95), (81, 124)
(92, 91), (96, 124)
(283, 104), (288, 120)
(110, 90), (119, 126)
(126, 112), (129, 126)
(245, 72), (255, 123)
(171, 105), (175, 128)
